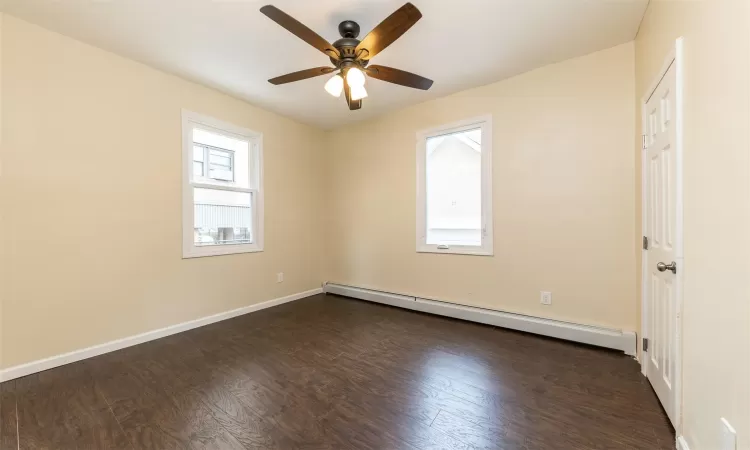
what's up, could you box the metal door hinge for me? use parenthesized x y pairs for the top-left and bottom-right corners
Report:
(643, 236), (649, 250)
(642, 338), (649, 352)
(642, 135), (647, 150)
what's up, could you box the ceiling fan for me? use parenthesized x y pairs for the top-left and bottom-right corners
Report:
(260, 2), (433, 111)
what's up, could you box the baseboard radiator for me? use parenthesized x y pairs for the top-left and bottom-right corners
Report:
(323, 283), (636, 356)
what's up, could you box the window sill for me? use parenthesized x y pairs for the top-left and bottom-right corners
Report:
(183, 243), (263, 259)
(417, 246), (493, 256)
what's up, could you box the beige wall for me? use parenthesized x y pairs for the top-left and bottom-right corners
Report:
(324, 43), (637, 331)
(0, 16), (326, 368)
(635, 0), (750, 448)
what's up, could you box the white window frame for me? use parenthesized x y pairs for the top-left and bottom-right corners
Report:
(182, 110), (264, 258)
(416, 115), (493, 256)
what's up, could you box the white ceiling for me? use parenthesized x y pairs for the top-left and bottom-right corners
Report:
(0, 0), (647, 129)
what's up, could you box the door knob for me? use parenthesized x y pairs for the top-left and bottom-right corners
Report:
(657, 261), (677, 274)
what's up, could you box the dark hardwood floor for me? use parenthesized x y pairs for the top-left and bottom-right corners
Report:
(0, 294), (674, 449)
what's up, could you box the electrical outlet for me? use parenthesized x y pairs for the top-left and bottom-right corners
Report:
(541, 291), (552, 305)
(720, 418), (736, 450)
(276, 272), (284, 283)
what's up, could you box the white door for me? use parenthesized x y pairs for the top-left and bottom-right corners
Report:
(644, 59), (679, 424)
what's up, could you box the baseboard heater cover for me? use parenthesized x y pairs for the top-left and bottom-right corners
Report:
(324, 283), (636, 355)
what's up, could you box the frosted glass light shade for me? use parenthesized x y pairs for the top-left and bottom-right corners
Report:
(346, 67), (366, 87)
(324, 74), (344, 97)
(350, 84), (368, 101)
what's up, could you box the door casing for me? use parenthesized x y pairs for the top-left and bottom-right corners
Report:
(640, 37), (684, 429)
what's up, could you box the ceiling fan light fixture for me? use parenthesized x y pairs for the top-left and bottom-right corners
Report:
(261, 3), (433, 111)
(346, 67), (366, 87)
(350, 84), (368, 101)
(324, 74), (344, 97)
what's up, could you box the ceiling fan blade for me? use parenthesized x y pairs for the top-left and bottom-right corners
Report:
(268, 67), (336, 85)
(344, 82), (362, 110)
(355, 3), (422, 61)
(260, 5), (340, 59)
(365, 65), (433, 90)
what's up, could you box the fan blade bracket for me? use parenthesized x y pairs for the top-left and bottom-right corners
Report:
(354, 48), (369, 61)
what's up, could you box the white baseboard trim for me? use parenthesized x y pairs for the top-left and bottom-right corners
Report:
(0, 287), (323, 383)
(676, 436), (690, 450)
(324, 283), (636, 355)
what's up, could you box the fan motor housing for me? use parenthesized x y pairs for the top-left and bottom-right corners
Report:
(338, 20), (360, 38)
(330, 21), (368, 67)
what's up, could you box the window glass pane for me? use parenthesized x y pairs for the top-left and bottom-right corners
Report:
(210, 154), (231, 169)
(194, 128), (245, 151)
(193, 187), (252, 246)
(193, 127), (251, 188)
(208, 149), (234, 181)
(208, 169), (233, 182)
(425, 128), (482, 246)
(193, 161), (204, 177)
(193, 146), (205, 162)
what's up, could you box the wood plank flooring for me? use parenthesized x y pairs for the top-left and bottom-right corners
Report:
(0, 293), (674, 449)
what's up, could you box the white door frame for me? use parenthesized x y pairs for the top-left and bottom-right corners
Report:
(640, 37), (684, 429)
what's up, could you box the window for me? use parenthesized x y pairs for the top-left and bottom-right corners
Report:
(416, 116), (493, 256)
(182, 110), (263, 258)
